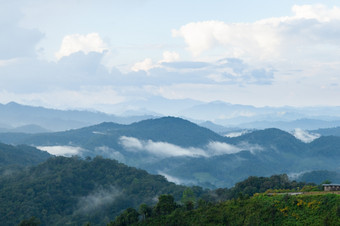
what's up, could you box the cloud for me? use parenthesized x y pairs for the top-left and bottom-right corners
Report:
(119, 136), (258, 158)
(292, 4), (340, 22)
(0, 2), (44, 60)
(224, 130), (249, 138)
(172, 5), (340, 63)
(162, 61), (210, 69)
(37, 145), (83, 156)
(131, 51), (180, 72)
(119, 136), (206, 157)
(95, 146), (126, 163)
(291, 128), (320, 143)
(55, 33), (108, 59)
(119, 136), (144, 151)
(131, 58), (154, 72)
(206, 141), (241, 155)
(160, 51), (180, 63)
(75, 186), (121, 215)
(157, 171), (195, 185)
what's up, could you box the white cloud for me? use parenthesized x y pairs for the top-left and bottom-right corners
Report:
(292, 4), (340, 22)
(119, 136), (144, 150)
(37, 145), (83, 156)
(172, 5), (340, 63)
(120, 136), (206, 157)
(291, 128), (320, 143)
(224, 131), (249, 138)
(55, 33), (108, 59)
(131, 58), (154, 72)
(144, 140), (207, 157)
(206, 141), (241, 155)
(119, 136), (256, 158)
(131, 51), (180, 72)
(160, 51), (180, 63)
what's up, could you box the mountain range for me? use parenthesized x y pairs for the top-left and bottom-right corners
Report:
(1, 117), (339, 188)
(2, 101), (340, 133)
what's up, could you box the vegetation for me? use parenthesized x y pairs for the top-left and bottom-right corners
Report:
(109, 174), (329, 225)
(118, 193), (340, 226)
(0, 142), (51, 175)
(0, 156), (194, 225)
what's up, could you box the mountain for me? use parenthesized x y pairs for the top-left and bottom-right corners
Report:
(0, 124), (51, 134)
(199, 121), (235, 134)
(0, 156), (194, 226)
(178, 101), (340, 130)
(0, 142), (51, 169)
(0, 102), (156, 131)
(0, 116), (227, 148)
(297, 170), (340, 184)
(1, 117), (340, 188)
(237, 118), (340, 131)
(312, 126), (340, 137)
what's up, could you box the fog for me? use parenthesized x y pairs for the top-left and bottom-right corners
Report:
(37, 145), (83, 156)
(75, 186), (121, 215)
(291, 128), (320, 143)
(119, 136), (262, 158)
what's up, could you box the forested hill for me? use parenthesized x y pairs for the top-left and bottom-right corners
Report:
(0, 116), (227, 148)
(0, 156), (199, 226)
(0, 142), (51, 169)
(108, 174), (339, 225)
(127, 193), (340, 226)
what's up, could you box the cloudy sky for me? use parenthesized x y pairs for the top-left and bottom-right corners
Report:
(1, 0), (340, 113)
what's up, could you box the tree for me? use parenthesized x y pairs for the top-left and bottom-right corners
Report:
(18, 216), (40, 226)
(139, 203), (152, 220)
(181, 188), (196, 205)
(154, 194), (177, 215)
(109, 208), (139, 226)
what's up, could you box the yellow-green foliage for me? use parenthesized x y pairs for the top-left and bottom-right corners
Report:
(138, 193), (340, 226)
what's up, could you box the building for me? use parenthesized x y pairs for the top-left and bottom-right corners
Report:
(323, 184), (340, 191)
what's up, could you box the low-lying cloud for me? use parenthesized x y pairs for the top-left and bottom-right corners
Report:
(291, 128), (321, 143)
(119, 136), (261, 158)
(75, 186), (121, 215)
(119, 136), (206, 157)
(95, 146), (126, 163)
(37, 145), (83, 157)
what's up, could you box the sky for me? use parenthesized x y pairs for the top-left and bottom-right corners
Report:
(1, 0), (340, 113)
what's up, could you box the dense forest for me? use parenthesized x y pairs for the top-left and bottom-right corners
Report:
(0, 156), (196, 225)
(0, 153), (321, 226)
(109, 175), (339, 225)
(111, 193), (340, 226)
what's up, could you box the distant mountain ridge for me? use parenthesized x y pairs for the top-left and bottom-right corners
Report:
(2, 101), (340, 133)
(0, 102), (157, 132)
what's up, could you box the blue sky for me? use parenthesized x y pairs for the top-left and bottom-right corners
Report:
(1, 0), (340, 112)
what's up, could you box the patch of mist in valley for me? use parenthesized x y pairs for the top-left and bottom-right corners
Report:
(291, 128), (320, 143)
(74, 186), (121, 215)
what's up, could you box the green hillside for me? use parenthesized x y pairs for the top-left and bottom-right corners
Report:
(0, 142), (51, 172)
(129, 193), (340, 226)
(0, 156), (198, 226)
